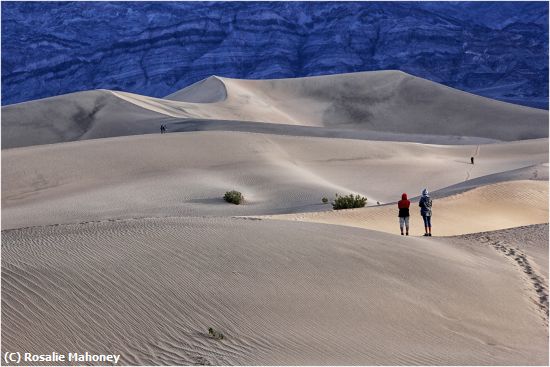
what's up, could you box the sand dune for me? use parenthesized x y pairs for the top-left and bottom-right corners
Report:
(2, 70), (548, 365)
(166, 118), (503, 145)
(165, 75), (228, 103)
(428, 163), (548, 198)
(1, 90), (165, 149)
(2, 217), (547, 365)
(456, 224), (549, 312)
(167, 72), (548, 140)
(2, 131), (547, 230)
(261, 180), (549, 236)
(2, 71), (548, 148)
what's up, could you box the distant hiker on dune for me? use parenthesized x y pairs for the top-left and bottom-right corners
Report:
(398, 193), (410, 236)
(471, 156), (474, 164)
(419, 188), (432, 236)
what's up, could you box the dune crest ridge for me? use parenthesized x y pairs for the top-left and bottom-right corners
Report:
(2, 70), (548, 148)
(165, 75), (228, 103)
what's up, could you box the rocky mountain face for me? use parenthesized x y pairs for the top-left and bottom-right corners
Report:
(2, 2), (548, 108)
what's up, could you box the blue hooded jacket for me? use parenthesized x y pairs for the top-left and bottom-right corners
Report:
(419, 188), (432, 216)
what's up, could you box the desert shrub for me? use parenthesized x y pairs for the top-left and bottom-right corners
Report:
(322, 197), (328, 204)
(332, 193), (367, 210)
(224, 190), (244, 205)
(208, 327), (224, 340)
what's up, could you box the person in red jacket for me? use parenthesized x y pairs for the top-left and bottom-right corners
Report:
(398, 193), (410, 236)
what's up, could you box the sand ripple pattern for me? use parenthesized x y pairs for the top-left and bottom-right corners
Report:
(2, 217), (547, 365)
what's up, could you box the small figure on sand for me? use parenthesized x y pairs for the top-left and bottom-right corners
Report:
(160, 124), (166, 134)
(398, 193), (410, 236)
(471, 156), (474, 164)
(419, 188), (432, 236)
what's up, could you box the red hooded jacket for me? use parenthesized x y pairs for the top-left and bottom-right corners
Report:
(398, 193), (410, 217)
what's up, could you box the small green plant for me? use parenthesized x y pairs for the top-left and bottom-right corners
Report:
(322, 197), (328, 204)
(208, 327), (224, 340)
(332, 193), (367, 210)
(224, 190), (244, 205)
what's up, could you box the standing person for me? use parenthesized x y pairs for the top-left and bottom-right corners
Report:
(419, 188), (432, 236)
(397, 193), (410, 236)
(471, 156), (474, 164)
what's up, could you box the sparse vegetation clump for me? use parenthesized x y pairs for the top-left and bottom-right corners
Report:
(208, 327), (224, 340)
(322, 197), (329, 204)
(332, 193), (367, 210)
(224, 190), (244, 205)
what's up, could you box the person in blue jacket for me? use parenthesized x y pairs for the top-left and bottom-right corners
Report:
(419, 188), (433, 236)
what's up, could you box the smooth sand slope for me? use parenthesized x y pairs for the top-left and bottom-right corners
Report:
(2, 132), (547, 230)
(2, 71), (548, 148)
(2, 218), (548, 365)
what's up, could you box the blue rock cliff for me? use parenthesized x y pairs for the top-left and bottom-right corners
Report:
(2, 2), (548, 108)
